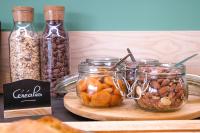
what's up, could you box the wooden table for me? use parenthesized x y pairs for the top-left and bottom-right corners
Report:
(1, 94), (200, 132)
(0, 94), (92, 122)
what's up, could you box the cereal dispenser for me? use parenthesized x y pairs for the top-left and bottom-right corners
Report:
(9, 6), (40, 81)
(41, 6), (70, 92)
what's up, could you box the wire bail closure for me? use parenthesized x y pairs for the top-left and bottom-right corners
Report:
(127, 71), (149, 99)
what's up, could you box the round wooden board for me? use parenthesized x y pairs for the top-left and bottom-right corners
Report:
(64, 92), (200, 120)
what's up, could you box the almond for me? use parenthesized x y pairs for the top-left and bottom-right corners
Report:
(175, 83), (182, 92)
(136, 86), (142, 96)
(161, 79), (170, 87)
(157, 79), (163, 84)
(150, 80), (160, 89)
(159, 86), (169, 96)
(160, 97), (171, 106)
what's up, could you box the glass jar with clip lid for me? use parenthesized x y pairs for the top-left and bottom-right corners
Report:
(76, 57), (127, 107)
(127, 63), (188, 111)
(125, 58), (159, 96)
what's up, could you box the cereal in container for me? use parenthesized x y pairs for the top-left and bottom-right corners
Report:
(9, 6), (40, 81)
(41, 6), (70, 92)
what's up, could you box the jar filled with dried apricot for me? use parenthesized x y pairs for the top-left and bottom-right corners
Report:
(128, 63), (188, 111)
(76, 58), (126, 107)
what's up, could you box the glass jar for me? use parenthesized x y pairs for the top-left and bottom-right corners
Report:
(129, 63), (188, 111)
(9, 6), (40, 81)
(76, 57), (126, 107)
(136, 58), (160, 72)
(55, 74), (78, 97)
(41, 6), (70, 92)
(125, 59), (159, 94)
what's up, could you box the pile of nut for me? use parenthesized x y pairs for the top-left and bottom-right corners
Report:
(135, 67), (187, 111)
(9, 30), (40, 81)
(77, 75), (125, 107)
(41, 20), (70, 90)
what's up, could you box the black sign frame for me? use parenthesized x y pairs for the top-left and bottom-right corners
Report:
(3, 79), (51, 110)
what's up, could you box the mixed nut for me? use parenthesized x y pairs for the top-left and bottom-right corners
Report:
(134, 65), (188, 111)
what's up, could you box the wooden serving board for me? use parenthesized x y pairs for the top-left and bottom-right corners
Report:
(64, 92), (200, 120)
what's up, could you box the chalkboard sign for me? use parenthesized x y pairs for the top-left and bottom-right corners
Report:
(3, 79), (51, 110)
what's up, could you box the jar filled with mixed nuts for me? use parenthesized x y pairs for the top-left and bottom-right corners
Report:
(128, 63), (188, 111)
(76, 57), (126, 107)
(41, 6), (70, 91)
(9, 6), (40, 81)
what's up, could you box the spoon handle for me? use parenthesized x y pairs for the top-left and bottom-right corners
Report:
(127, 48), (136, 62)
(110, 54), (130, 70)
(175, 54), (198, 67)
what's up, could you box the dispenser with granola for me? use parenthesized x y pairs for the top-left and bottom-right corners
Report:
(9, 6), (40, 81)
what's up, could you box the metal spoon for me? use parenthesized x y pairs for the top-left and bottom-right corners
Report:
(110, 48), (137, 70)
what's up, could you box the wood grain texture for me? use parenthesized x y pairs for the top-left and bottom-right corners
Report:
(64, 92), (200, 121)
(1, 31), (200, 93)
(0, 32), (10, 93)
(4, 107), (52, 118)
(69, 31), (200, 74)
(1, 120), (200, 132)
(66, 121), (200, 132)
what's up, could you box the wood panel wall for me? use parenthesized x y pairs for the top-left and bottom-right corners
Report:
(1, 31), (200, 92)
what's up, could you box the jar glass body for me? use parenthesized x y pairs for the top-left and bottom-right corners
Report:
(125, 59), (159, 95)
(41, 20), (70, 91)
(9, 21), (40, 81)
(133, 64), (188, 111)
(76, 58), (126, 108)
(77, 70), (126, 108)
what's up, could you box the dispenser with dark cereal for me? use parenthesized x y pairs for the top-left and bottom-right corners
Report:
(41, 6), (70, 92)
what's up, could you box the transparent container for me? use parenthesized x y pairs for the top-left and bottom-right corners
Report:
(125, 59), (159, 94)
(41, 6), (70, 92)
(76, 57), (126, 107)
(9, 6), (40, 81)
(129, 63), (188, 111)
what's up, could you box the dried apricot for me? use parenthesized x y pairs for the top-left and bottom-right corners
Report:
(101, 83), (110, 89)
(80, 92), (90, 105)
(104, 76), (114, 86)
(114, 89), (121, 95)
(77, 79), (87, 92)
(86, 76), (98, 86)
(102, 88), (113, 94)
(90, 91), (111, 107)
(110, 94), (122, 106)
(86, 77), (100, 93)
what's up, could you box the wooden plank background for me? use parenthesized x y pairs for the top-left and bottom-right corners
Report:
(1, 31), (200, 92)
